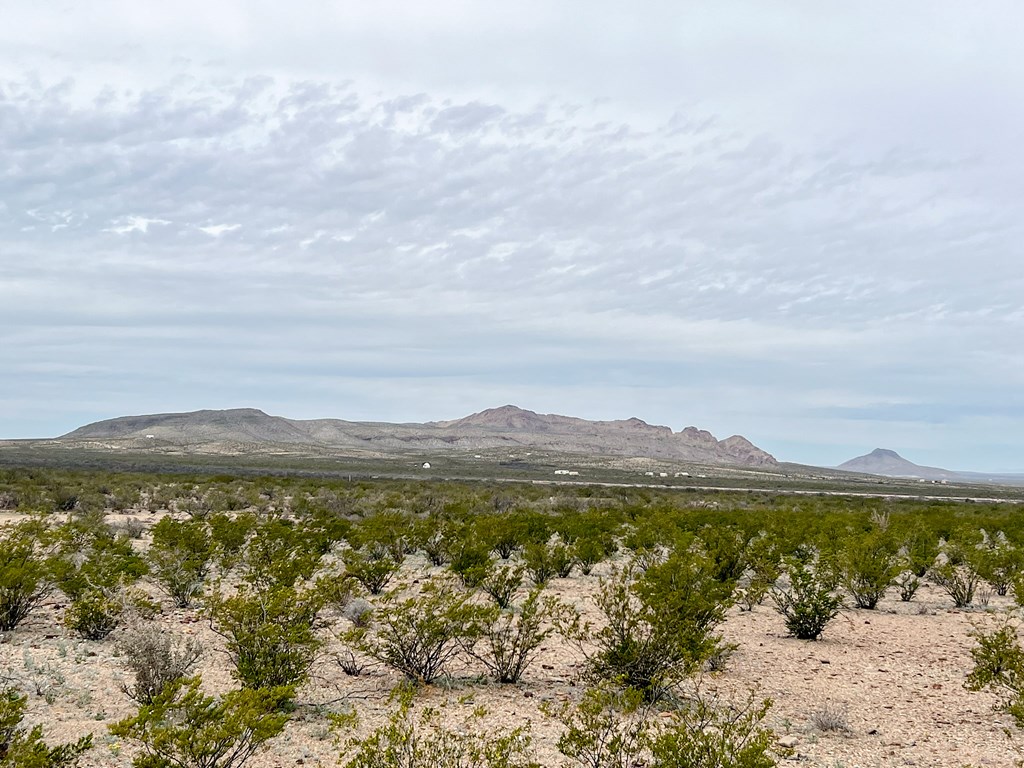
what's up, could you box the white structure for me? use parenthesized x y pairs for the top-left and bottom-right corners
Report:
(554, 469), (579, 476)
(422, 462), (431, 469)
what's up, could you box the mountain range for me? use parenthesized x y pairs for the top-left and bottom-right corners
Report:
(56, 405), (778, 467)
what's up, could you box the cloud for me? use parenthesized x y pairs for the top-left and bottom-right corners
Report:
(1, 5), (1022, 471)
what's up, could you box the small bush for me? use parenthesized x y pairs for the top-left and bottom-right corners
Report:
(481, 564), (525, 610)
(548, 681), (782, 768)
(576, 552), (734, 702)
(337, 686), (539, 768)
(809, 701), (850, 733)
(975, 535), (1022, 597)
(64, 588), (123, 640)
(449, 540), (494, 589)
(467, 588), (570, 684)
(242, 517), (326, 589)
(0, 685), (92, 766)
(522, 541), (574, 586)
(353, 577), (488, 684)
(148, 517), (214, 608)
(965, 620), (1024, 727)
(838, 530), (899, 610)
(109, 676), (291, 768)
(344, 551), (401, 595)
(208, 585), (325, 692)
(116, 625), (203, 705)
(771, 560), (843, 641)
(0, 520), (55, 632)
(928, 555), (980, 608)
(895, 571), (921, 602)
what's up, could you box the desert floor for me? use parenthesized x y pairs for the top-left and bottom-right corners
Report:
(3, 524), (1019, 768)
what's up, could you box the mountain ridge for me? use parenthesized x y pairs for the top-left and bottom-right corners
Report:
(58, 405), (777, 467)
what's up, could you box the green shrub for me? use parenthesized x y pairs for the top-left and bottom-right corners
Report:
(975, 534), (1023, 597)
(109, 676), (291, 768)
(209, 512), (256, 572)
(353, 577), (488, 684)
(415, 516), (460, 567)
(577, 551), (734, 702)
(207, 586), (325, 692)
(547, 683), (649, 768)
(522, 541), (574, 586)
(241, 517), (326, 589)
(449, 539), (494, 589)
(928, 546), (980, 608)
(148, 518), (214, 608)
(0, 686), (92, 767)
(0, 520), (55, 632)
(52, 520), (148, 639)
(838, 529), (899, 610)
(548, 681), (782, 768)
(965, 620), (1024, 728)
(344, 551), (401, 595)
(337, 686), (539, 768)
(481, 564), (525, 610)
(467, 588), (570, 684)
(117, 625), (203, 705)
(64, 588), (124, 640)
(895, 571), (921, 602)
(771, 560), (843, 641)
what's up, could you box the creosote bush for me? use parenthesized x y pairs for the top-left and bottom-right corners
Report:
(0, 685), (92, 766)
(208, 585), (325, 692)
(0, 520), (55, 632)
(109, 676), (291, 768)
(837, 529), (899, 610)
(344, 551), (401, 596)
(64, 588), (124, 640)
(353, 577), (489, 684)
(928, 548), (980, 608)
(148, 517), (214, 608)
(965, 619), (1024, 727)
(771, 559), (843, 641)
(574, 547), (735, 702)
(547, 680), (782, 768)
(467, 587), (572, 684)
(336, 686), (539, 768)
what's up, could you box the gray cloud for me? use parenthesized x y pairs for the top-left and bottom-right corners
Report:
(1, 3), (1022, 471)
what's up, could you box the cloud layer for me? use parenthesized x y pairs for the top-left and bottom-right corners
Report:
(1, 2), (1022, 470)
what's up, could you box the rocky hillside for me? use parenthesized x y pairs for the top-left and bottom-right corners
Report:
(60, 405), (777, 467)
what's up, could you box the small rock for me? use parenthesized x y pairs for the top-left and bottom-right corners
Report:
(778, 735), (799, 749)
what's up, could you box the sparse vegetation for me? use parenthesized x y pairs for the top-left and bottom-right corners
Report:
(109, 676), (291, 768)
(771, 559), (843, 641)
(0, 463), (1020, 767)
(0, 685), (92, 766)
(117, 625), (203, 704)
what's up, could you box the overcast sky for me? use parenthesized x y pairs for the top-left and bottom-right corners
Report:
(2, 1), (1022, 471)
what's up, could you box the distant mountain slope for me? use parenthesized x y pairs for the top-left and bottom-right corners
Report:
(837, 448), (1024, 486)
(838, 448), (961, 481)
(59, 405), (777, 467)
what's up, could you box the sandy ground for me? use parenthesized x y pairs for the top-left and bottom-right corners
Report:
(2, 527), (1019, 768)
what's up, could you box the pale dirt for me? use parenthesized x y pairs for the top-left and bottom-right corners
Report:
(2, 515), (1019, 768)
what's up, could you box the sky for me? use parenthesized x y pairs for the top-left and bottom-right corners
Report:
(1, 1), (1023, 471)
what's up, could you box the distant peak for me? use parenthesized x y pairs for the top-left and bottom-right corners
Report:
(868, 448), (903, 459)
